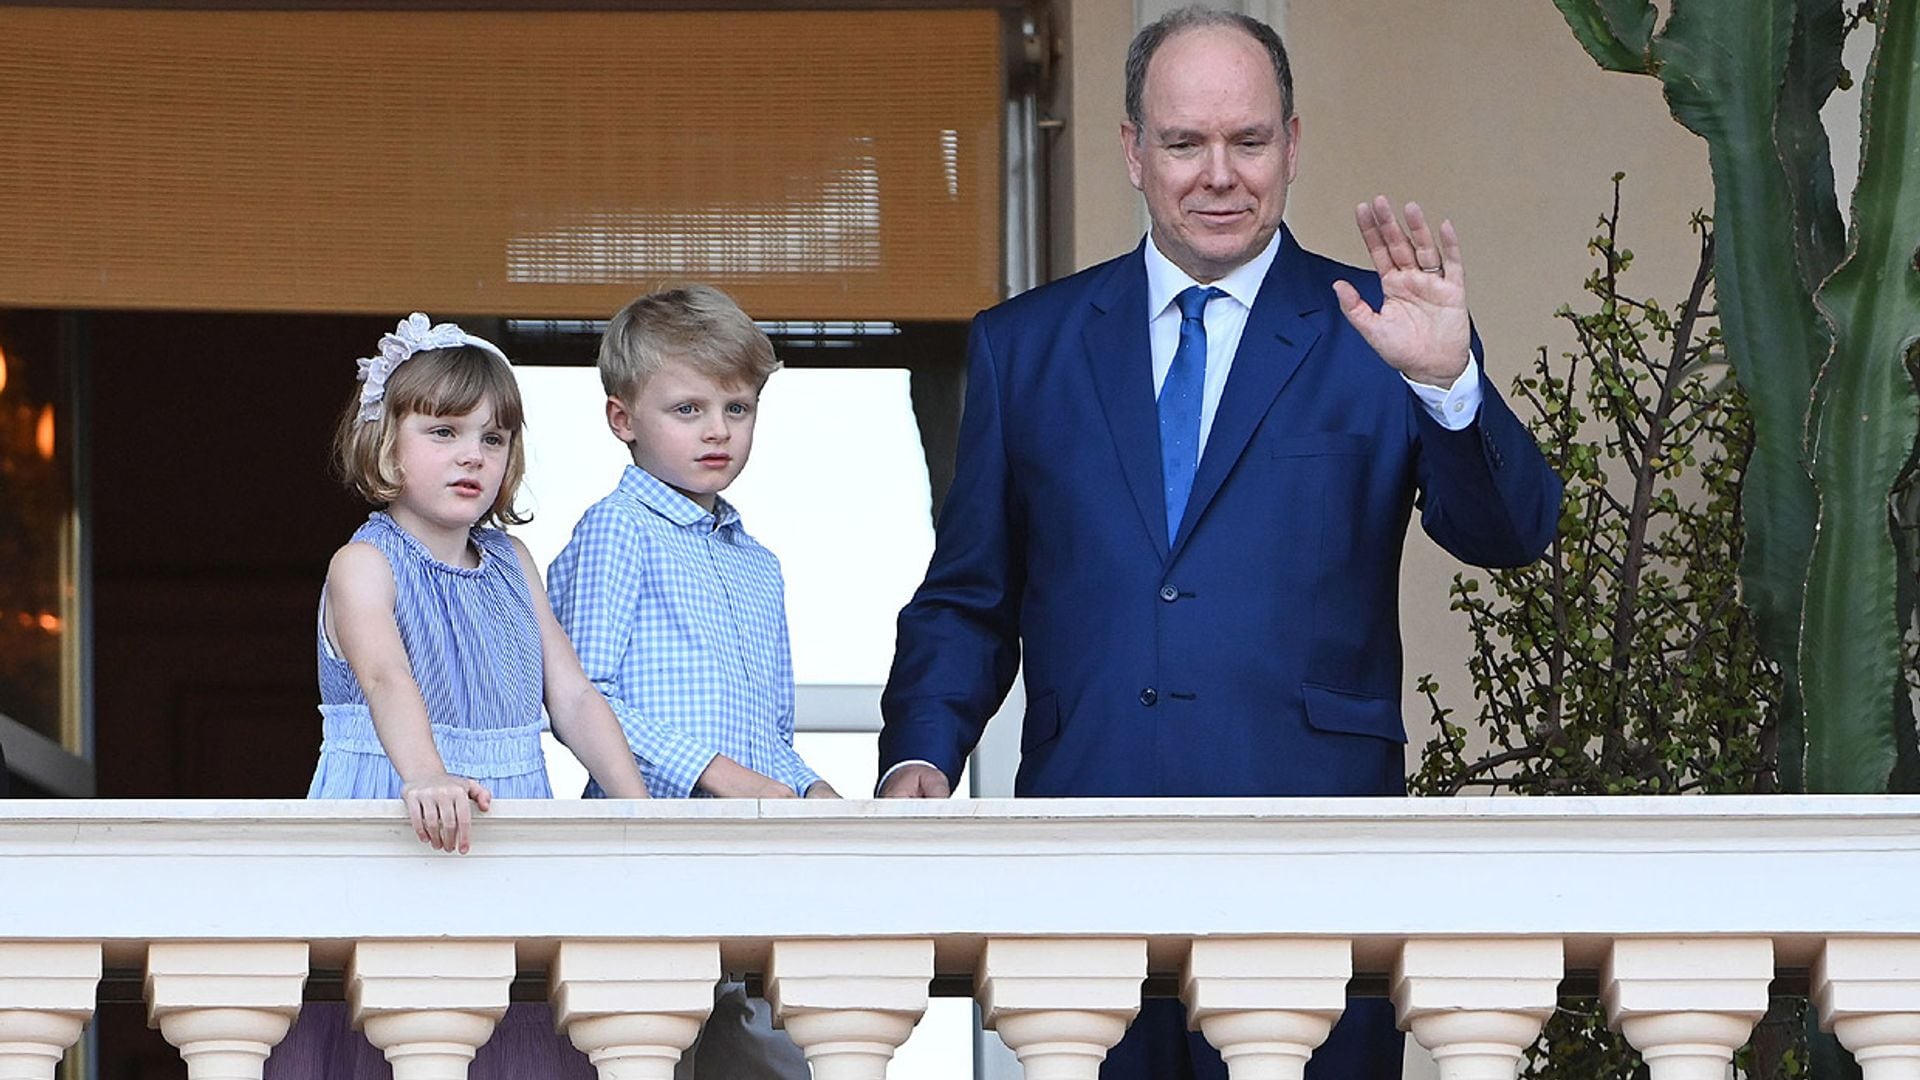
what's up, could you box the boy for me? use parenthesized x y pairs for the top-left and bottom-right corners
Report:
(548, 283), (833, 1079)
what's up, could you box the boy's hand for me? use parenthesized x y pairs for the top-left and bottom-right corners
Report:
(697, 754), (799, 798)
(400, 772), (492, 853)
(804, 780), (842, 799)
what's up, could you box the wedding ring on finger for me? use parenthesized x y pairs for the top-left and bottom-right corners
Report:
(1417, 263), (1444, 273)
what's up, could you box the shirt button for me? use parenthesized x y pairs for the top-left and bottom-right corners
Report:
(1139, 687), (1158, 707)
(1159, 584), (1179, 602)
(1451, 400), (1465, 413)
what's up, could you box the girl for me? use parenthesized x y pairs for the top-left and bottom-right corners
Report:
(267, 314), (644, 1080)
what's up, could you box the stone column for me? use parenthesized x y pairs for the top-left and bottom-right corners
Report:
(549, 940), (720, 1080)
(1813, 937), (1920, 1080)
(348, 941), (515, 1080)
(1602, 937), (1773, 1080)
(1392, 938), (1564, 1080)
(0, 941), (101, 1080)
(1180, 937), (1350, 1080)
(975, 938), (1147, 1080)
(145, 941), (309, 1080)
(766, 938), (934, 1079)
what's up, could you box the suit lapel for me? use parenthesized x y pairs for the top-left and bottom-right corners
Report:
(1171, 228), (1325, 556)
(1082, 243), (1170, 558)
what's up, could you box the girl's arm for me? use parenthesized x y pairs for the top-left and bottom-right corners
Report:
(510, 537), (652, 798)
(326, 542), (493, 852)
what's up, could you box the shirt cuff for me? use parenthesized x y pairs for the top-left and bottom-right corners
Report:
(1403, 351), (1483, 431)
(775, 752), (825, 798)
(605, 696), (721, 799)
(877, 759), (944, 796)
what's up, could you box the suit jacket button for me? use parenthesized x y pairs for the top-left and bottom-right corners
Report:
(1139, 687), (1159, 706)
(1159, 585), (1179, 602)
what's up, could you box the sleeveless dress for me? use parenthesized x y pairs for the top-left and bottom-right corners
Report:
(266, 512), (595, 1080)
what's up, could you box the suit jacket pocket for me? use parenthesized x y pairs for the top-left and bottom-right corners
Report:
(1268, 432), (1372, 459)
(1022, 690), (1061, 752)
(1301, 683), (1408, 744)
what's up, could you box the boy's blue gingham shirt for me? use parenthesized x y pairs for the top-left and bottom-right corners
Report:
(548, 464), (822, 798)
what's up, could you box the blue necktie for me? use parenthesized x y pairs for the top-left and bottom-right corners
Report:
(1159, 285), (1224, 542)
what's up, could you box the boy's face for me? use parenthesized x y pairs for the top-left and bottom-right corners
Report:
(607, 363), (759, 511)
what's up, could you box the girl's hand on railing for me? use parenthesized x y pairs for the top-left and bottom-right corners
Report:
(400, 773), (492, 853)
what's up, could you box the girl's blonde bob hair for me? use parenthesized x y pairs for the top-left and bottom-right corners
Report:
(333, 345), (531, 527)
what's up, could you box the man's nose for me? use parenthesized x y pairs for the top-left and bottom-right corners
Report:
(703, 414), (730, 440)
(1201, 143), (1234, 189)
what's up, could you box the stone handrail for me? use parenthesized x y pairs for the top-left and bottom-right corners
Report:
(3, 796), (1918, 1079)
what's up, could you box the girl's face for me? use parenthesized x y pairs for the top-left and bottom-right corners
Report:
(387, 402), (511, 534)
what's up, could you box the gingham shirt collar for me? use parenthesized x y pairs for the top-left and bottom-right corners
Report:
(618, 464), (741, 531)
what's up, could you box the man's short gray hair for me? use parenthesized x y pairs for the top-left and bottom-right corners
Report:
(1124, 5), (1294, 132)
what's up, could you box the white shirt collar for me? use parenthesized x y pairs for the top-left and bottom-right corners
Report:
(1143, 227), (1286, 319)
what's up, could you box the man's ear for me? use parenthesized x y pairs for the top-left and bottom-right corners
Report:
(1120, 122), (1145, 192)
(605, 396), (637, 443)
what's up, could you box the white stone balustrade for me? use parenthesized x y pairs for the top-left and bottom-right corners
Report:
(1602, 937), (1775, 1080)
(549, 940), (721, 1080)
(1814, 938), (1920, 1080)
(766, 938), (934, 1079)
(0, 942), (100, 1080)
(1393, 938), (1563, 1080)
(4, 797), (1920, 1078)
(348, 941), (514, 1080)
(145, 941), (308, 1080)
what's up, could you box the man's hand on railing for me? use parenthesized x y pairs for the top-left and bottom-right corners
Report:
(878, 763), (951, 798)
(400, 772), (492, 854)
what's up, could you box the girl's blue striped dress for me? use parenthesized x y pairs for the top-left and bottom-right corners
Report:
(265, 511), (595, 1080)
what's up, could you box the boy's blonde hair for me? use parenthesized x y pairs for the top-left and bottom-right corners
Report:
(599, 284), (780, 402)
(333, 345), (531, 527)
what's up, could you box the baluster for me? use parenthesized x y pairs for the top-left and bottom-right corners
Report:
(1181, 937), (1350, 1080)
(0, 942), (101, 1080)
(1393, 938), (1563, 1080)
(145, 941), (308, 1080)
(975, 938), (1147, 1080)
(549, 940), (720, 1080)
(348, 941), (514, 1080)
(767, 938), (933, 1079)
(1602, 937), (1773, 1080)
(1814, 937), (1920, 1080)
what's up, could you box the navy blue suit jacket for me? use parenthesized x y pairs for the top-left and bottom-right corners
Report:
(881, 229), (1561, 798)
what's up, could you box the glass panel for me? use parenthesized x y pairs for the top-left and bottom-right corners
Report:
(0, 310), (79, 751)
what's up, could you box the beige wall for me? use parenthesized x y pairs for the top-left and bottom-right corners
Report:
(1053, 0), (1715, 763)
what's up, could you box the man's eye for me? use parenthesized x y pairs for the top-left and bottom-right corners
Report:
(674, 404), (697, 415)
(726, 403), (749, 416)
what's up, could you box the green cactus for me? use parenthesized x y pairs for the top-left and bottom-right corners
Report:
(1549, 0), (1919, 793)
(1803, 0), (1920, 792)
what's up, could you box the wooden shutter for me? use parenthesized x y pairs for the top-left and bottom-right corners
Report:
(0, 7), (1003, 319)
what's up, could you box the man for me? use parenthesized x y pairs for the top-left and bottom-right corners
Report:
(879, 6), (1561, 1078)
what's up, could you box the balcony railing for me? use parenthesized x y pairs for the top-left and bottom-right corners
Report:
(4, 796), (1919, 1080)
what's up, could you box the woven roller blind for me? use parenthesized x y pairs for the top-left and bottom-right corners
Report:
(0, 7), (1002, 319)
